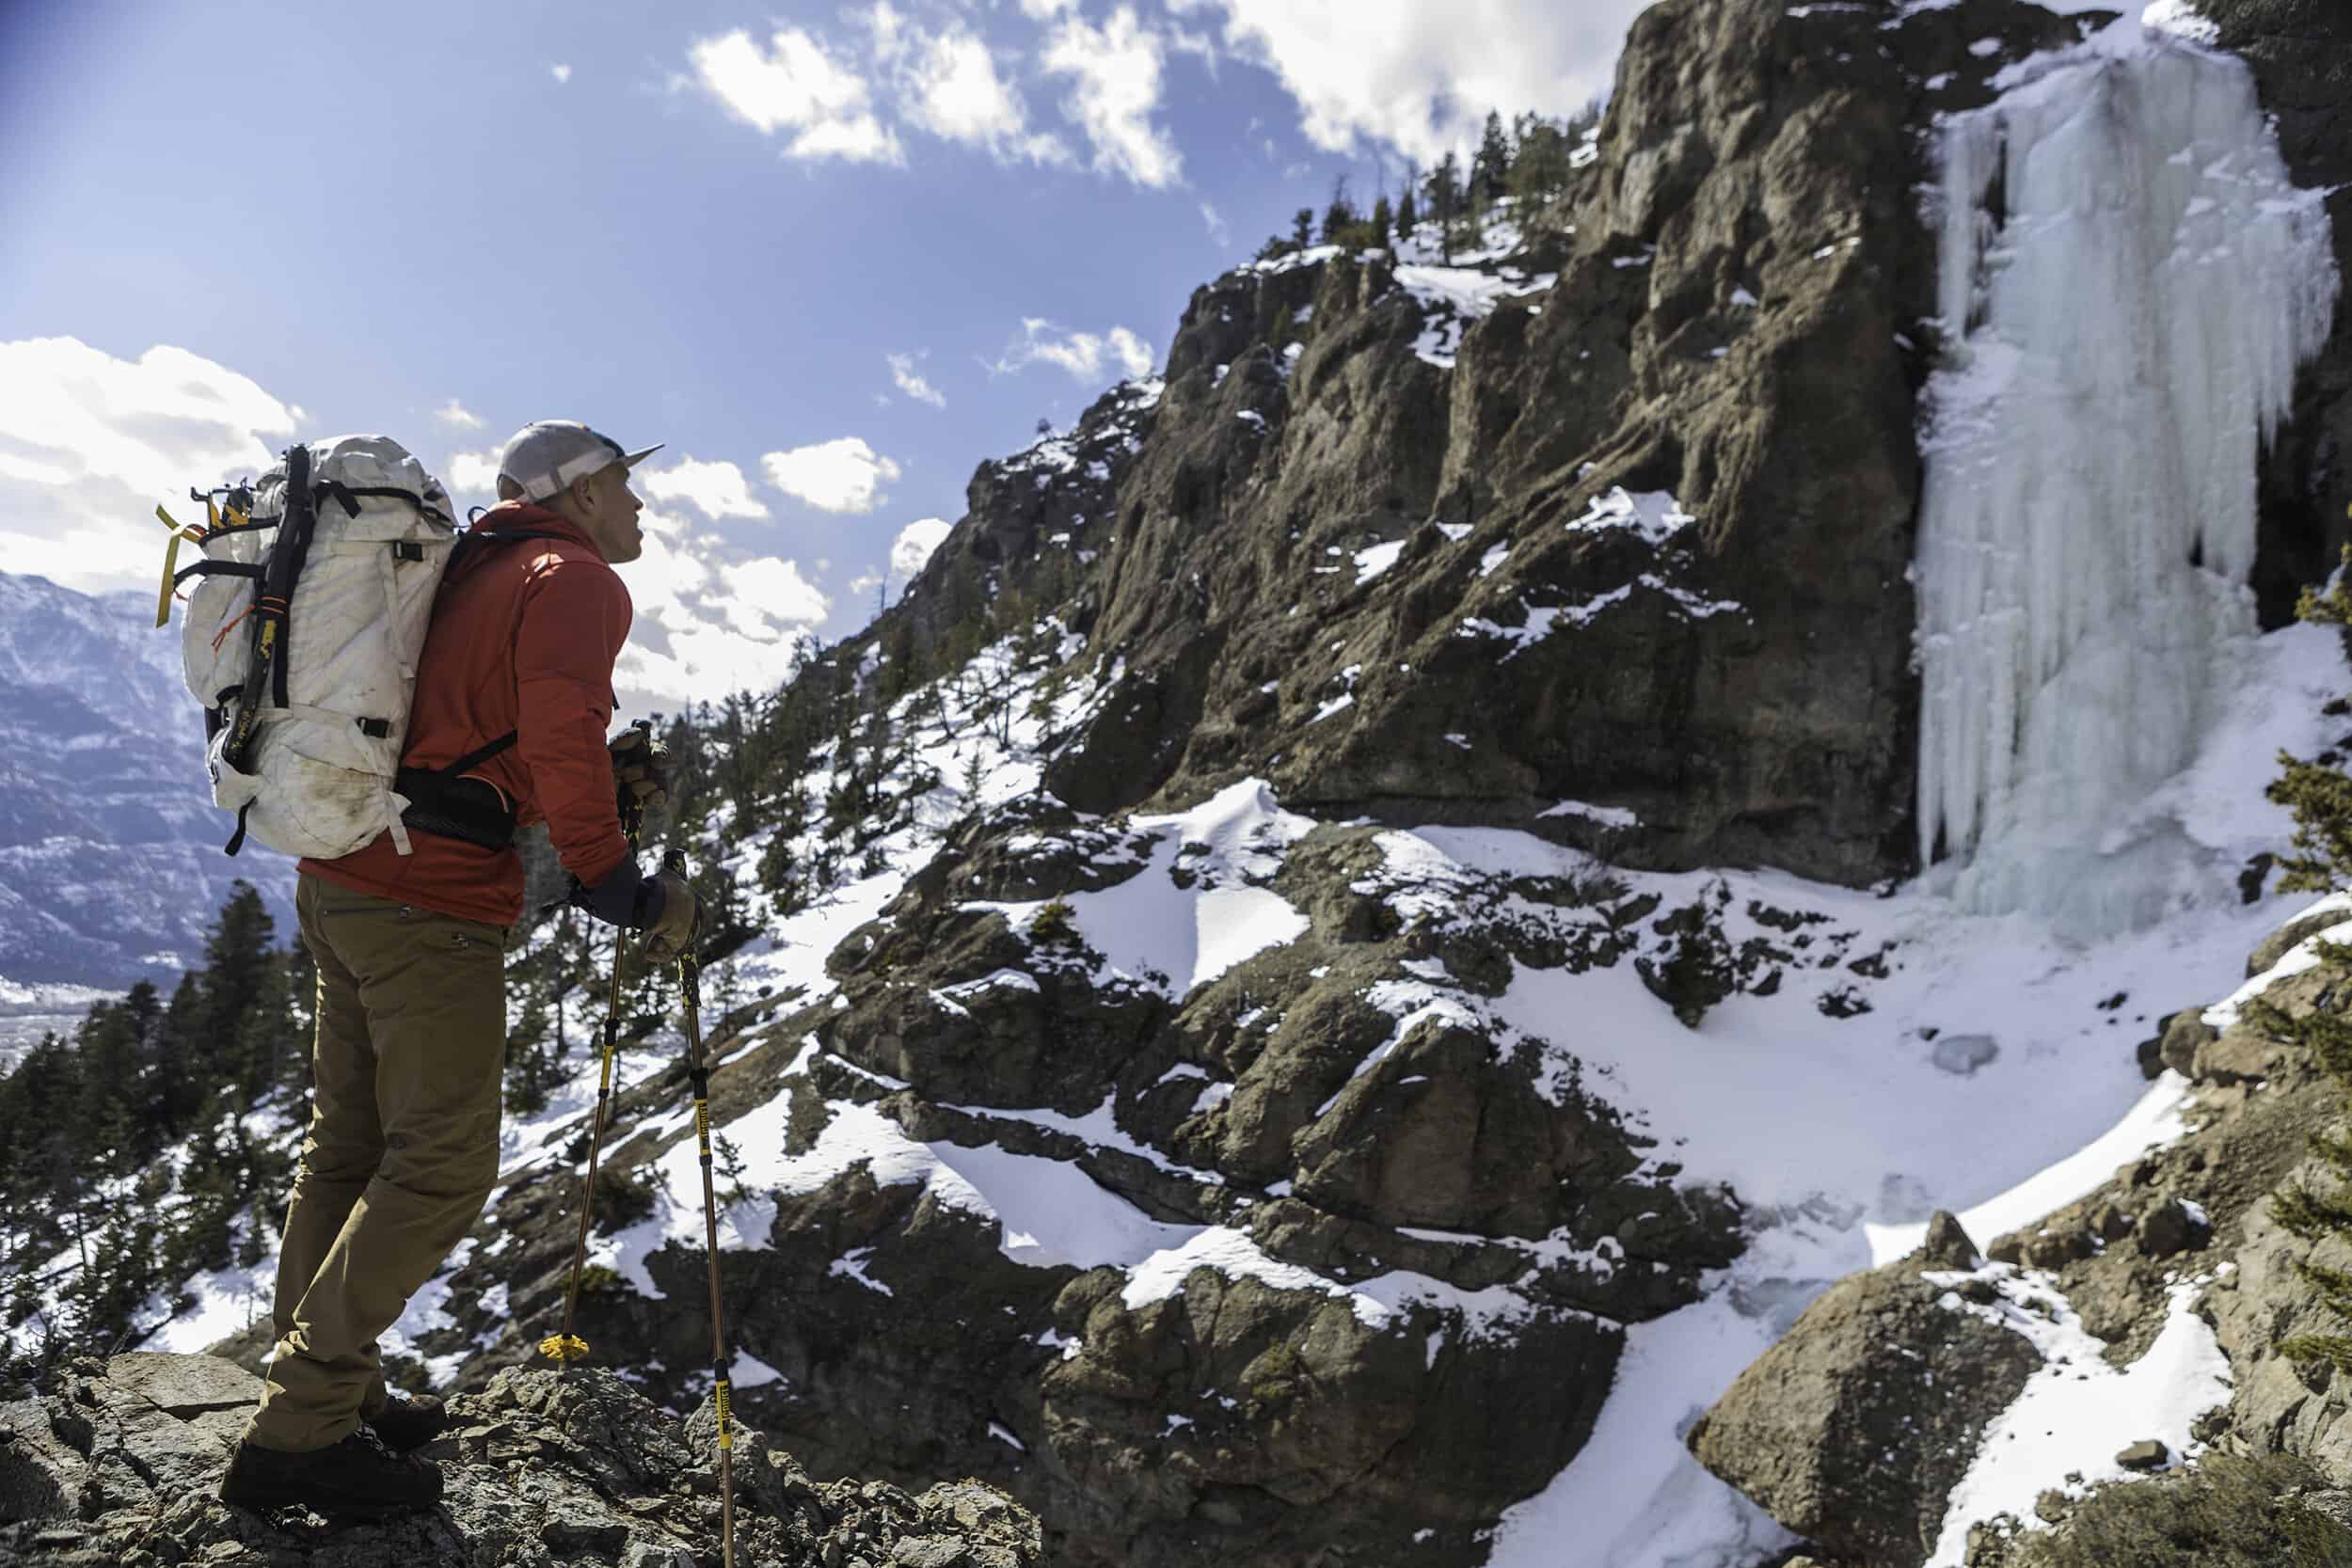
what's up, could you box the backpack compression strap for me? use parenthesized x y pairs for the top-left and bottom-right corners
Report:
(396, 733), (523, 850)
(313, 480), (454, 530)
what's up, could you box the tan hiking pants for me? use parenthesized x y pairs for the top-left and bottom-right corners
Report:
(245, 872), (507, 1452)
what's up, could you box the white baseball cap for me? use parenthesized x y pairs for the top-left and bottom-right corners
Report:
(495, 420), (663, 502)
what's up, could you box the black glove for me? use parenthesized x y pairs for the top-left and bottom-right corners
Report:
(571, 857), (650, 928)
(609, 727), (672, 816)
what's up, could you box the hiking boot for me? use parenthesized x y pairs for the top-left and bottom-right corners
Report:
(218, 1431), (444, 1519)
(366, 1393), (451, 1453)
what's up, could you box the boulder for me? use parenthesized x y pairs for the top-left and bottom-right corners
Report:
(1039, 1266), (1622, 1563)
(2159, 1009), (2219, 1078)
(2191, 1028), (2290, 1086)
(2136, 1199), (2210, 1260)
(1688, 1257), (2042, 1568)
(1918, 1210), (1983, 1272)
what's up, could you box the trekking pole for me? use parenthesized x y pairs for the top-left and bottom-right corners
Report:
(664, 846), (735, 1568)
(541, 791), (648, 1369)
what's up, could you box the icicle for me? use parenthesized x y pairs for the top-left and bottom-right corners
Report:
(1914, 24), (2338, 937)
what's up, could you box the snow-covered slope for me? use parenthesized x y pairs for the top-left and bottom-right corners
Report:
(0, 571), (294, 1058)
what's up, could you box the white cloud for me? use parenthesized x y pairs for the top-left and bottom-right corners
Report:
(787, 116), (904, 163)
(715, 555), (830, 631)
(1184, 0), (1633, 165)
(762, 436), (902, 514)
(1041, 8), (1184, 187)
(689, 27), (905, 165)
(899, 27), (1071, 166)
(0, 337), (297, 593)
(1200, 199), (1232, 247)
(435, 397), (484, 430)
(550, 63), (572, 84)
(612, 504), (830, 713)
(887, 352), (946, 409)
(889, 517), (954, 592)
(1018, 0), (1076, 16)
(641, 455), (770, 520)
(992, 319), (1155, 383)
(446, 451), (501, 496)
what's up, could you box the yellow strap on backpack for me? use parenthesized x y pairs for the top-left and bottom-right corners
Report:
(154, 506), (186, 628)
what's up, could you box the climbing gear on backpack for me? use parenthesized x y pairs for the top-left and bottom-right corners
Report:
(151, 503), (208, 628)
(168, 436), (458, 858)
(543, 789), (649, 1370)
(160, 435), (582, 860)
(666, 844), (735, 1568)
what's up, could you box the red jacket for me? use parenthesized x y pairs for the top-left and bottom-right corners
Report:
(301, 503), (633, 927)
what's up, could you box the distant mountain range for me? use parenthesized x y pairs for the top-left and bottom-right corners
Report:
(0, 571), (294, 1006)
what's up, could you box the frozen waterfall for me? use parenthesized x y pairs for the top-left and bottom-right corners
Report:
(1914, 22), (2339, 938)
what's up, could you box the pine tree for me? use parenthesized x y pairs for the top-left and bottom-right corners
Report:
(1424, 153), (1462, 262)
(1320, 175), (1356, 245)
(194, 881), (276, 1086)
(1472, 110), (1512, 207)
(1396, 179), (1418, 248)
(1508, 113), (1575, 210)
(1370, 194), (1394, 245)
(72, 999), (147, 1172)
(0, 879), (336, 1375)
(149, 974), (210, 1132)
(1291, 208), (1314, 248)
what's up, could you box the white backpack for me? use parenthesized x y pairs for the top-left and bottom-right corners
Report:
(178, 435), (457, 859)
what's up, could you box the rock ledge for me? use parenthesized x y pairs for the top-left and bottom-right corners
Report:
(0, 1353), (1042, 1568)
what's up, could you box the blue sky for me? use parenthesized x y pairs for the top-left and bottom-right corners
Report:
(0, 0), (1639, 718)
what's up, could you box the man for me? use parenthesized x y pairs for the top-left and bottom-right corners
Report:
(219, 421), (699, 1517)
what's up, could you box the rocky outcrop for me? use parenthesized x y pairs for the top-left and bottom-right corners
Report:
(1687, 1214), (2043, 1567)
(452, 805), (1783, 1568)
(1692, 906), (2351, 1561)
(0, 1352), (1041, 1568)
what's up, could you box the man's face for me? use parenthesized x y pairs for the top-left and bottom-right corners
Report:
(576, 463), (645, 563)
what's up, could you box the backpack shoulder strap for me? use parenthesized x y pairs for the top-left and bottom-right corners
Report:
(430, 732), (519, 779)
(393, 527), (591, 849)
